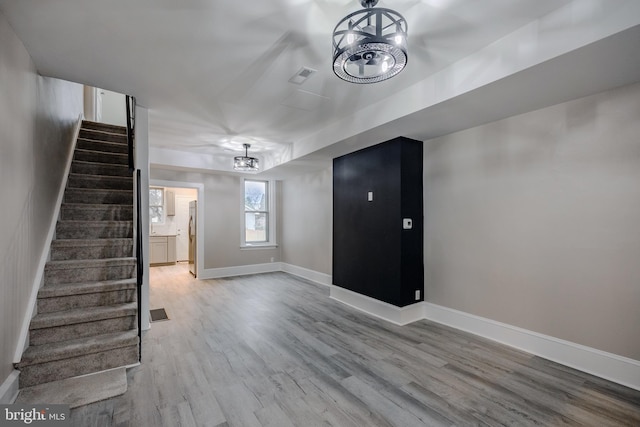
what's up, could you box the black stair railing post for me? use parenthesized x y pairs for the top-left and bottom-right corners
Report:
(136, 169), (143, 362)
(126, 96), (136, 173)
(126, 94), (143, 362)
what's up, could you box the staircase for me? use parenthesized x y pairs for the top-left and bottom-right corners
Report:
(16, 120), (139, 388)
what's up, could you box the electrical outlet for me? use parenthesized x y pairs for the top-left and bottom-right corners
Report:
(367, 191), (373, 202)
(270, 257), (274, 263)
(415, 290), (421, 300)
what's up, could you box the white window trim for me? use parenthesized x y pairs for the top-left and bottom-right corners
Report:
(241, 179), (277, 248)
(149, 186), (165, 225)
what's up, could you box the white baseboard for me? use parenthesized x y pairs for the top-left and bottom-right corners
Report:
(183, 262), (640, 390)
(0, 370), (20, 404)
(200, 262), (281, 279)
(281, 263), (332, 287)
(422, 302), (640, 391)
(329, 285), (424, 326)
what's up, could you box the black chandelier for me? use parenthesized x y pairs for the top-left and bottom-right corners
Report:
(233, 143), (259, 171)
(332, 0), (408, 84)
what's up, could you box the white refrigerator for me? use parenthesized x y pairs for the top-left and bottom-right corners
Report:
(188, 201), (197, 277)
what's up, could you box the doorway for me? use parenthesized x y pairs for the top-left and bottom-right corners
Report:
(152, 187), (197, 262)
(148, 179), (204, 278)
(175, 194), (194, 261)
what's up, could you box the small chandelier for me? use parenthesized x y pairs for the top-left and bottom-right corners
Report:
(233, 143), (259, 171)
(332, 0), (408, 84)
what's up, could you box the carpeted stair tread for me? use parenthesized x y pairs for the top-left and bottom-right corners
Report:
(29, 302), (137, 330)
(74, 147), (128, 158)
(17, 330), (138, 367)
(63, 191), (133, 206)
(81, 120), (127, 134)
(45, 257), (136, 270)
(60, 203), (133, 221)
(44, 257), (135, 285)
(68, 173), (133, 190)
(38, 278), (137, 298)
(55, 220), (133, 228)
(74, 148), (128, 165)
(51, 238), (132, 248)
(76, 138), (128, 153)
(50, 238), (133, 261)
(77, 135), (127, 144)
(78, 127), (127, 138)
(78, 129), (128, 144)
(64, 187), (133, 195)
(62, 202), (133, 209)
(65, 187), (133, 196)
(54, 223), (133, 240)
(71, 160), (130, 177)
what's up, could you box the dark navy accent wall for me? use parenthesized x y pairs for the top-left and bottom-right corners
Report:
(333, 137), (423, 307)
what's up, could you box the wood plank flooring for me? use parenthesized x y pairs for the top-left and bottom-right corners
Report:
(70, 264), (640, 426)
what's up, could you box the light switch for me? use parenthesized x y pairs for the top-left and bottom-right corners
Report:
(403, 218), (412, 229)
(367, 191), (373, 202)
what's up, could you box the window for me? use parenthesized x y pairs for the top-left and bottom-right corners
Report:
(243, 179), (275, 246)
(149, 187), (164, 224)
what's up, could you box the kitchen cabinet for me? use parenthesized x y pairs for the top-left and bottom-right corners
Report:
(166, 190), (175, 216)
(150, 235), (177, 265)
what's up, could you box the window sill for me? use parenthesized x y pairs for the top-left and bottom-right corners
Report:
(240, 244), (278, 250)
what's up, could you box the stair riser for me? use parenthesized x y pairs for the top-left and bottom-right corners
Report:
(77, 139), (128, 154)
(64, 189), (132, 205)
(50, 243), (133, 261)
(79, 129), (128, 144)
(74, 150), (128, 165)
(19, 345), (138, 388)
(81, 122), (127, 135)
(29, 316), (136, 346)
(37, 290), (136, 314)
(68, 175), (132, 190)
(45, 264), (135, 285)
(71, 162), (130, 177)
(56, 223), (132, 239)
(60, 206), (133, 221)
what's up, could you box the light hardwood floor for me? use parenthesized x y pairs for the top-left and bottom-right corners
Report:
(70, 264), (640, 426)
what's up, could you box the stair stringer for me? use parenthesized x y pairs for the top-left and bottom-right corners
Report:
(13, 114), (83, 365)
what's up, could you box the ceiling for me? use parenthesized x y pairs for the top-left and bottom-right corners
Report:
(1, 0), (639, 177)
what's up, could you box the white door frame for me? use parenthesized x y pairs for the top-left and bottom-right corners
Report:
(174, 194), (194, 261)
(149, 179), (204, 278)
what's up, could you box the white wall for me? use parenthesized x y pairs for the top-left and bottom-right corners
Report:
(280, 167), (333, 275)
(0, 11), (83, 397)
(135, 106), (151, 331)
(99, 89), (126, 126)
(150, 168), (281, 270)
(423, 81), (640, 360)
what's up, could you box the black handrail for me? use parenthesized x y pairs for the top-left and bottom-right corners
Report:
(135, 169), (143, 362)
(125, 94), (143, 361)
(126, 96), (136, 172)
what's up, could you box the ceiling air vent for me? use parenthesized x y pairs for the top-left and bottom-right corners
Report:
(289, 67), (317, 85)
